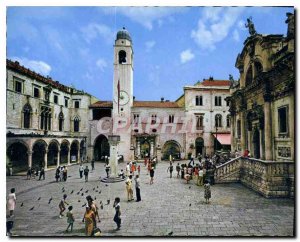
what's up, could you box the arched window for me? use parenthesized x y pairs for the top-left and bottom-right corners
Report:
(23, 103), (32, 128)
(215, 114), (222, 128)
(226, 115), (231, 128)
(74, 116), (80, 132)
(118, 50), (127, 64)
(245, 66), (253, 86)
(254, 61), (263, 76)
(40, 106), (52, 130)
(58, 111), (64, 131)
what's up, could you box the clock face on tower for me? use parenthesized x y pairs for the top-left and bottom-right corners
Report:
(115, 90), (130, 106)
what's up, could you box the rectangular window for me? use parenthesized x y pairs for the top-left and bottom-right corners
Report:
(14, 80), (22, 93)
(215, 96), (222, 106)
(74, 100), (80, 108)
(54, 95), (58, 104)
(64, 98), (68, 108)
(33, 87), (40, 98)
(195, 115), (204, 130)
(278, 106), (288, 134)
(195, 96), (203, 106)
(169, 115), (174, 123)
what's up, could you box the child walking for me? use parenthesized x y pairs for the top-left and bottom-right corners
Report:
(66, 206), (75, 232)
(204, 180), (211, 204)
(59, 194), (69, 218)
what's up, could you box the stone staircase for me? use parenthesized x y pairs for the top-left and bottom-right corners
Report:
(215, 156), (294, 198)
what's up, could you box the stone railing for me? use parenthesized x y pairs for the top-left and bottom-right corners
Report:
(215, 157), (294, 198)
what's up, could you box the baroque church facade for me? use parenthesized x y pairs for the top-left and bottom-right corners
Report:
(6, 27), (231, 173)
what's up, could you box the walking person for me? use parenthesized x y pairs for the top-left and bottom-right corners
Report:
(105, 164), (110, 178)
(82, 205), (96, 236)
(59, 194), (69, 218)
(39, 167), (45, 180)
(137, 165), (141, 176)
(167, 162), (173, 178)
(198, 167), (204, 186)
(26, 167), (32, 180)
(66, 206), (75, 232)
(79, 164), (84, 178)
(84, 166), (90, 182)
(55, 167), (60, 182)
(134, 175), (141, 202)
(176, 163), (181, 178)
(59, 166), (64, 181)
(91, 159), (95, 171)
(125, 163), (130, 177)
(7, 188), (16, 217)
(86, 196), (101, 223)
(149, 166), (155, 185)
(63, 166), (68, 181)
(204, 180), (211, 204)
(125, 175), (134, 201)
(113, 197), (121, 230)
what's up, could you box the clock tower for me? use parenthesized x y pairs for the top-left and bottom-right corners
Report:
(112, 27), (134, 161)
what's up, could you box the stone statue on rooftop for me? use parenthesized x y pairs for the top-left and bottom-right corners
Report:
(245, 17), (257, 36)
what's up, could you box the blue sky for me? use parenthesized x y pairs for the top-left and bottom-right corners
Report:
(6, 6), (294, 101)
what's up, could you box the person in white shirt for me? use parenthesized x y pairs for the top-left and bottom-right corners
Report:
(198, 167), (204, 186)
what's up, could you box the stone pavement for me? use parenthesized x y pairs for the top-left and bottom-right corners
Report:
(6, 161), (294, 237)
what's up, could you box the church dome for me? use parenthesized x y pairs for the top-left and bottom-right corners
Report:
(116, 27), (132, 42)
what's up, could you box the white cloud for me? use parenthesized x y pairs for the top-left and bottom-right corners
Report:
(104, 7), (186, 30)
(145, 41), (156, 52)
(191, 7), (245, 50)
(180, 49), (195, 64)
(237, 20), (246, 30)
(11, 57), (51, 76)
(96, 58), (107, 72)
(233, 29), (240, 42)
(81, 23), (115, 44)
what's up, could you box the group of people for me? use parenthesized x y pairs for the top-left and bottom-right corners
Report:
(27, 167), (45, 180)
(125, 174), (141, 202)
(55, 166), (68, 182)
(79, 164), (90, 181)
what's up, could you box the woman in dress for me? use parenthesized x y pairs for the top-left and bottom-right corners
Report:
(82, 205), (96, 236)
(204, 180), (211, 204)
(7, 188), (16, 217)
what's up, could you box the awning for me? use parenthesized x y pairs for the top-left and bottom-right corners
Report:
(213, 134), (231, 145)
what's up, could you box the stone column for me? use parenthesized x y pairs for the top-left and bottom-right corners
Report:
(77, 148), (80, 164)
(156, 147), (162, 162)
(150, 141), (154, 158)
(240, 112), (246, 152)
(109, 143), (118, 178)
(57, 149), (60, 167)
(44, 149), (48, 170)
(259, 129), (265, 159)
(264, 101), (273, 160)
(137, 141), (141, 159)
(27, 150), (33, 168)
(230, 116), (235, 152)
(247, 130), (252, 153)
(67, 148), (71, 165)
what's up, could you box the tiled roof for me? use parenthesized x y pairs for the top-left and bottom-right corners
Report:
(197, 79), (230, 87)
(133, 101), (180, 108)
(89, 101), (113, 108)
(7, 59), (72, 93)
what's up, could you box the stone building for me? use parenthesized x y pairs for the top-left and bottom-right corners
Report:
(6, 27), (231, 173)
(6, 60), (98, 173)
(229, 13), (295, 162)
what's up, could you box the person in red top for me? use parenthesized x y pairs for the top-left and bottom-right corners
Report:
(131, 163), (136, 175)
(194, 166), (199, 185)
(243, 149), (249, 158)
(137, 165), (141, 175)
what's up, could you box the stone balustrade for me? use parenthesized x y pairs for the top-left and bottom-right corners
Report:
(215, 156), (294, 198)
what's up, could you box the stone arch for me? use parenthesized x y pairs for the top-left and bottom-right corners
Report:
(94, 135), (110, 161)
(73, 115), (80, 132)
(7, 141), (28, 173)
(60, 139), (70, 164)
(48, 139), (59, 167)
(252, 127), (260, 159)
(32, 139), (47, 169)
(80, 139), (86, 162)
(22, 103), (32, 128)
(70, 140), (79, 163)
(162, 140), (182, 160)
(118, 50), (127, 64)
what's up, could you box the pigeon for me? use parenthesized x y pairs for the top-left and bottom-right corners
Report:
(37, 197), (41, 201)
(168, 231), (173, 236)
(81, 193), (84, 196)
(80, 188), (83, 191)
(62, 187), (65, 190)
(105, 184), (108, 187)
(189, 186), (191, 189)
(95, 190), (98, 193)
(99, 191), (101, 194)
(100, 204), (103, 210)
(20, 202), (24, 207)
(82, 203), (87, 207)
(77, 192), (80, 195)
(85, 190), (89, 193)
(29, 206), (34, 211)
(189, 203), (191, 207)
(70, 190), (74, 194)
(106, 199), (110, 205)
(97, 186), (99, 189)
(93, 188), (95, 191)
(94, 197), (96, 200)
(48, 198), (53, 204)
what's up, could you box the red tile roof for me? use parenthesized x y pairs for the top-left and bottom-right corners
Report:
(133, 101), (180, 108)
(198, 79), (230, 87)
(89, 101), (113, 108)
(7, 59), (72, 93)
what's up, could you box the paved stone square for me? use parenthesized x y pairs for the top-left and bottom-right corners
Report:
(6, 161), (294, 237)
